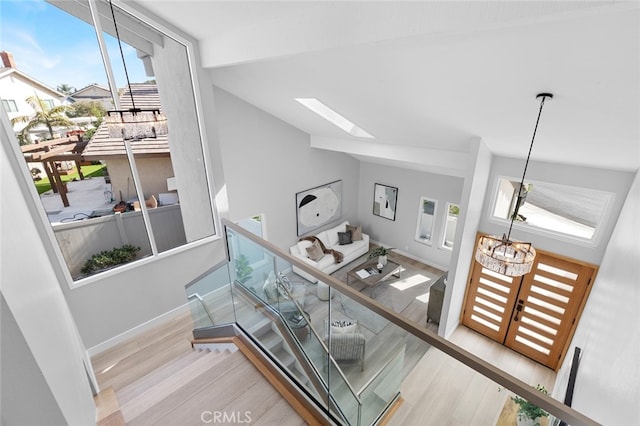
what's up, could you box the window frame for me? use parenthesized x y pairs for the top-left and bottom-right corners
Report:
(440, 202), (459, 251)
(414, 196), (438, 246)
(6, 0), (221, 289)
(2, 99), (18, 112)
(487, 175), (614, 247)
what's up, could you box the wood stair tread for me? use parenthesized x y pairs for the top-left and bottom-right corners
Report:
(120, 349), (233, 421)
(117, 349), (210, 404)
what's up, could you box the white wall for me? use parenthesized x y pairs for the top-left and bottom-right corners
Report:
(213, 86), (361, 249)
(1, 114), (95, 425)
(1, 296), (67, 426)
(357, 162), (465, 270)
(553, 170), (639, 424)
(441, 140), (492, 337)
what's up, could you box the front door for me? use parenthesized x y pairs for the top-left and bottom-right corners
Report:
(462, 238), (597, 370)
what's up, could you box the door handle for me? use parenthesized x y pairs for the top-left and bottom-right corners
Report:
(514, 299), (524, 322)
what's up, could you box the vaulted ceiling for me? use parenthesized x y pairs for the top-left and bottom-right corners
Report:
(137, 1), (640, 174)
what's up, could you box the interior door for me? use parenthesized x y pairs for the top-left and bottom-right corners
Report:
(462, 236), (597, 370)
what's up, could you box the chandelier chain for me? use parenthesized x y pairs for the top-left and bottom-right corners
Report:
(506, 94), (550, 241)
(108, 0), (136, 110)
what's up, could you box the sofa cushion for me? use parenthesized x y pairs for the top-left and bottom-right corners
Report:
(296, 240), (313, 257)
(326, 229), (339, 247)
(306, 240), (324, 261)
(316, 231), (330, 248)
(346, 224), (363, 241)
(331, 319), (358, 334)
(338, 231), (353, 245)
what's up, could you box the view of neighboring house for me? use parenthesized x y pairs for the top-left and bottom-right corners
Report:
(70, 83), (114, 110)
(0, 51), (70, 143)
(83, 83), (175, 203)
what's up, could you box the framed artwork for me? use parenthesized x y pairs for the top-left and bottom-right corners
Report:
(373, 183), (398, 221)
(296, 180), (343, 236)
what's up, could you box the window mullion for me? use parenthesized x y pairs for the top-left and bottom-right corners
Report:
(124, 140), (158, 255)
(88, 0), (120, 110)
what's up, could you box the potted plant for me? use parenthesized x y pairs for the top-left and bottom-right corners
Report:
(80, 244), (140, 276)
(368, 246), (394, 266)
(511, 384), (549, 426)
(234, 254), (253, 284)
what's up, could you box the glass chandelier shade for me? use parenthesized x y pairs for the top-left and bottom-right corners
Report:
(475, 234), (537, 276)
(106, 108), (168, 140)
(475, 93), (552, 277)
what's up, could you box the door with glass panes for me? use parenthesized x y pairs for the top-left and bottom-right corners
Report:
(462, 236), (597, 370)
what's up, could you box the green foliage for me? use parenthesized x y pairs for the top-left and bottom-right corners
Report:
(56, 83), (76, 95)
(80, 245), (140, 275)
(34, 164), (105, 194)
(234, 254), (253, 284)
(449, 204), (460, 216)
(511, 384), (549, 422)
(368, 246), (394, 258)
(11, 95), (73, 140)
(66, 100), (106, 119)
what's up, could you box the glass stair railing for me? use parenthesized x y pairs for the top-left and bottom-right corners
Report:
(185, 219), (600, 426)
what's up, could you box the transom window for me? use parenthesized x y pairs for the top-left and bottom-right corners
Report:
(491, 177), (613, 242)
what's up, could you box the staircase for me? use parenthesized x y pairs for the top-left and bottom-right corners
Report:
(107, 347), (305, 425)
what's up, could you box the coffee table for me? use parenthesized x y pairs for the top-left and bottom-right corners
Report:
(346, 259), (402, 298)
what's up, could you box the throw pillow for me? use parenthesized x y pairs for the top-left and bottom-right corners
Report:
(330, 319), (357, 334)
(346, 224), (363, 241)
(306, 240), (324, 261)
(338, 230), (353, 245)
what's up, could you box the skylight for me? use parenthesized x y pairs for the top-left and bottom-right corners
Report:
(295, 98), (375, 138)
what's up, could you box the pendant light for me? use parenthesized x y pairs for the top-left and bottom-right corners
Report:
(104, 0), (167, 140)
(475, 93), (553, 277)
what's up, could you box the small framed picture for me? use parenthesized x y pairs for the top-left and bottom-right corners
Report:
(373, 183), (398, 221)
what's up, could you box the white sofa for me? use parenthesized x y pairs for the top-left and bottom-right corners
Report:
(289, 220), (369, 283)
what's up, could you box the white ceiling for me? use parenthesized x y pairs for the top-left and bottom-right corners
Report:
(137, 1), (640, 174)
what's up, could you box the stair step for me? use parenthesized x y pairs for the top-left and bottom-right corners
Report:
(117, 349), (209, 404)
(126, 350), (253, 425)
(120, 349), (233, 421)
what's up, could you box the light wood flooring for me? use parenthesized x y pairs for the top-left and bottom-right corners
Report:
(91, 308), (305, 425)
(92, 249), (555, 425)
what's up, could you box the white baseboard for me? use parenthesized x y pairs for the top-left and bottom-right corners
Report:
(87, 303), (190, 357)
(369, 239), (449, 272)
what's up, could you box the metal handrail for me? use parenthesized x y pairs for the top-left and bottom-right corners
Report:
(275, 272), (363, 406)
(222, 218), (599, 426)
(187, 292), (215, 326)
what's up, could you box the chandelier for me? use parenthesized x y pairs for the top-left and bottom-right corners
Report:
(104, 0), (168, 140)
(475, 93), (553, 277)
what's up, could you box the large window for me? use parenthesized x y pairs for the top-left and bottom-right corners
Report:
(415, 196), (437, 245)
(441, 202), (459, 250)
(2, 0), (217, 284)
(2, 99), (18, 112)
(491, 177), (613, 243)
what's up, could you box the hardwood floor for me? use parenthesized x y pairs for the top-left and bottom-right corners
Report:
(91, 308), (305, 425)
(92, 247), (555, 425)
(388, 325), (556, 426)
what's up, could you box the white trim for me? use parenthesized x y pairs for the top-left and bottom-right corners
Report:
(369, 238), (449, 272)
(87, 302), (190, 357)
